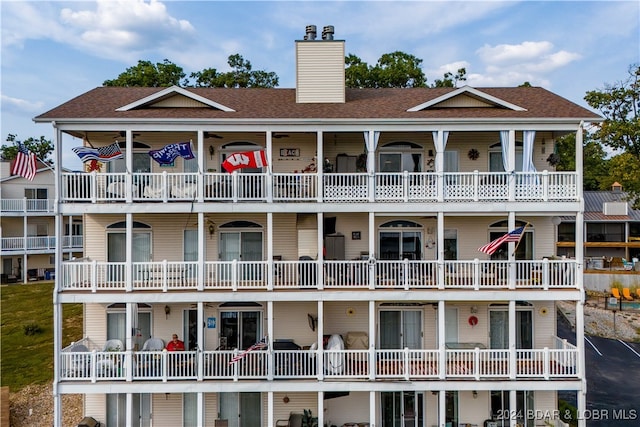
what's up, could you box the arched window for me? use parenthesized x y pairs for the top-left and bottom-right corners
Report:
(485, 221), (533, 260)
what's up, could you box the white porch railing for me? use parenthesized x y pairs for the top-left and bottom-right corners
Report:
(59, 259), (578, 292)
(1, 235), (82, 252)
(59, 345), (578, 382)
(59, 171), (578, 203)
(1, 198), (55, 212)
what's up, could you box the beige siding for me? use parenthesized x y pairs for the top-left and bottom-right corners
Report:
(1, 169), (55, 198)
(296, 41), (345, 103)
(535, 390), (558, 416)
(85, 303), (107, 347)
(152, 393), (182, 426)
(274, 301), (318, 346)
(84, 395), (105, 425)
(323, 391), (369, 426)
(324, 301), (369, 339)
(273, 392), (317, 424)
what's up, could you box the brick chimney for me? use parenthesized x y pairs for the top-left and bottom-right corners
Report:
(295, 25), (345, 103)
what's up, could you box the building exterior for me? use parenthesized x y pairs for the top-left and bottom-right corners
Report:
(1, 163), (83, 283)
(36, 27), (601, 427)
(557, 183), (640, 267)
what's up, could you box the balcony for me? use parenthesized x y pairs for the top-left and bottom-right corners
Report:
(60, 171), (578, 203)
(59, 337), (578, 382)
(1, 235), (83, 252)
(59, 258), (577, 292)
(1, 198), (55, 213)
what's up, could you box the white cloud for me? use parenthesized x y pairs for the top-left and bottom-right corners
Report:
(1, 93), (45, 114)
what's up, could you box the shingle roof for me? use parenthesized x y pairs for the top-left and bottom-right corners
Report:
(34, 86), (601, 122)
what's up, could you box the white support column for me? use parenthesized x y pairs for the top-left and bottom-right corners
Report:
(369, 391), (376, 427)
(197, 392), (205, 427)
(509, 300), (517, 379)
(438, 300), (446, 379)
(508, 213), (516, 290)
(266, 130), (273, 202)
(508, 130), (516, 201)
(317, 212), (324, 289)
(126, 213), (133, 292)
(509, 390), (517, 427)
(434, 130), (445, 202)
(367, 130), (376, 203)
(197, 130), (204, 203)
(369, 212), (375, 289)
(577, 299), (587, 427)
(125, 130), (133, 203)
(267, 300), (274, 381)
(317, 300), (324, 380)
(126, 393), (133, 427)
(22, 218), (27, 284)
(267, 391), (274, 427)
(52, 302), (62, 427)
(52, 124), (62, 427)
(438, 390), (446, 427)
(437, 212), (445, 289)
(267, 212), (274, 290)
(198, 212), (205, 291)
(369, 300), (376, 380)
(126, 303), (134, 351)
(317, 392), (324, 427)
(317, 131), (323, 203)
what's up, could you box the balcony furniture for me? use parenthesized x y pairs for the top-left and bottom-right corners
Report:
(325, 334), (345, 375)
(142, 337), (165, 351)
(276, 412), (303, 427)
(171, 184), (197, 199)
(622, 288), (634, 301)
(143, 184), (164, 199)
(66, 344), (90, 378)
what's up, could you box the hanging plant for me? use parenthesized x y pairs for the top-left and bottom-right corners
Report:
(546, 153), (560, 166)
(467, 148), (480, 160)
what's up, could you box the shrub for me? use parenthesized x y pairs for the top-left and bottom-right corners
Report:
(23, 322), (42, 336)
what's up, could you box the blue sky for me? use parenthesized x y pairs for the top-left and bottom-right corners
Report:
(2, 0), (639, 170)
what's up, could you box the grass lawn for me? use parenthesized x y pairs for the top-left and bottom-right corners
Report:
(1, 282), (82, 391)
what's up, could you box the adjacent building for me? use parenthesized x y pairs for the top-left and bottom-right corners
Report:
(36, 27), (601, 427)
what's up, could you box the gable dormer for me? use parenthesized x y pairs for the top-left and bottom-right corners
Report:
(115, 85), (235, 112)
(407, 85), (527, 112)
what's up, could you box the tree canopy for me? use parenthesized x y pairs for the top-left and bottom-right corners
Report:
(584, 64), (640, 158)
(1, 134), (54, 164)
(103, 55), (278, 88)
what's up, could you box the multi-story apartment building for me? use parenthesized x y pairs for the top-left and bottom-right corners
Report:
(37, 27), (600, 427)
(1, 164), (83, 284)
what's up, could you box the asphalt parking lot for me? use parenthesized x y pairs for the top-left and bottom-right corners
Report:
(557, 315), (640, 426)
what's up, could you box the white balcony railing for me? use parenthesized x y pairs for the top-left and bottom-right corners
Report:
(1, 198), (54, 212)
(60, 171), (578, 203)
(59, 344), (578, 382)
(1, 235), (83, 252)
(59, 259), (578, 292)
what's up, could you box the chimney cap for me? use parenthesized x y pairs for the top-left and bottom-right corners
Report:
(322, 25), (335, 40)
(304, 25), (317, 40)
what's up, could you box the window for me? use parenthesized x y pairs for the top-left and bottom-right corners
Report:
(489, 142), (523, 172)
(379, 221), (423, 261)
(557, 222), (575, 242)
(444, 229), (457, 260)
(379, 310), (422, 349)
(489, 303), (533, 349)
(378, 142), (423, 173)
(219, 392), (262, 427)
(586, 223), (624, 242)
(24, 188), (47, 199)
(486, 221), (533, 260)
(183, 393), (197, 427)
(219, 309), (262, 350)
(491, 391), (535, 427)
(107, 394), (151, 427)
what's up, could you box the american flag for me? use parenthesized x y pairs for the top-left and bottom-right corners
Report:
(72, 142), (124, 163)
(478, 226), (526, 255)
(229, 336), (268, 364)
(11, 142), (37, 181)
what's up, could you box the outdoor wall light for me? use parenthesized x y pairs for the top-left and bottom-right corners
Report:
(208, 223), (216, 237)
(209, 145), (215, 159)
(473, 390), (478, 399)
(164, 305), (171, 319)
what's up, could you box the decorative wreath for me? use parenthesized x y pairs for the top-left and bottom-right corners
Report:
(468, 315), (478, 326)
(467, 149), (480, 160)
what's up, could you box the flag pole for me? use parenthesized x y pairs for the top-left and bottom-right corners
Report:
(511, 222), (530, 256)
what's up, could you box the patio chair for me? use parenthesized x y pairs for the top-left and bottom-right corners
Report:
(622, 288), (634, 301)
(142, 337), (165, 351)
(636, 289), (640, 299)
(102, 339), (124, 352)
(611, 288), (622, 299)
(67, 344), (90, 377)
(276, 412), (303, 427)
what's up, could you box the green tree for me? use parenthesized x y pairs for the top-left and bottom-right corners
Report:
(602, 153), (640, 208)
(584, 64), (640, 158)
(188, 54), (278, 88)
(1, 134), (54, 164)
(103, 59), (186, 87)
(431, 68), (467, 88)
(345, 51), (426, 88)
(554, 133), (609, 191)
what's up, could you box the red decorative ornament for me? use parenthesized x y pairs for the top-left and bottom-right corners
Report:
(468, 315), (478, 326)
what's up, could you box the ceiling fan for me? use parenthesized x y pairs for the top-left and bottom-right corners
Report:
(204, 132), (223, 139)
(272, 133), (290, 139)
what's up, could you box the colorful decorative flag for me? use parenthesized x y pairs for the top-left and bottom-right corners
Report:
(478, 226), (526, 255)
(222, 150), (268, 173)
(11, 142), (37, 181)
(229, 336), (268, 364)
(148, 142), (195, 165)
(72, 142), (124, 163)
